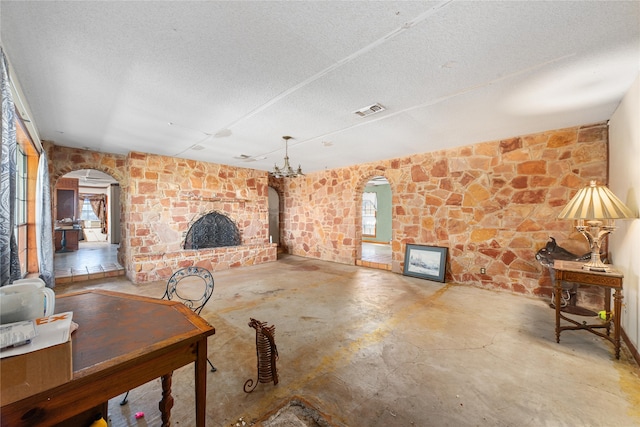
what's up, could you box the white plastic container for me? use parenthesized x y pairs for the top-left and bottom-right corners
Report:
(0, 278), (55, 324)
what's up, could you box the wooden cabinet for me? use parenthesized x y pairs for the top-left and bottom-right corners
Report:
(56, 190), (75, 220)
(55, 178), (78, 221)
(55, 229), (79, 252)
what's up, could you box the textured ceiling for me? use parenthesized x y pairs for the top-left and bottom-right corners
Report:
(1, 1), (639, 175)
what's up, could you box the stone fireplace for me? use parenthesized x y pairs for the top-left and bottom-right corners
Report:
(119, 151), (278, 283)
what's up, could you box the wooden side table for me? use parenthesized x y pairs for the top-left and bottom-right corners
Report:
(553, 260), (624, 359)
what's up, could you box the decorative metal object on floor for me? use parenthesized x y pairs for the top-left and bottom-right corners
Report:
(535, 237), (591, 310)
(244, 318), (279, 393)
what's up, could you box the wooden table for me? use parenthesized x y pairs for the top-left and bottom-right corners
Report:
(0, 290), (215, 426)
(553, 260), (623, 359)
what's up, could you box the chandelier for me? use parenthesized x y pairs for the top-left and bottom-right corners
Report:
(270, 136), (304, 178)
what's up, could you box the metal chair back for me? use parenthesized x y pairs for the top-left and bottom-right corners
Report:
(162, 266), (214, 315)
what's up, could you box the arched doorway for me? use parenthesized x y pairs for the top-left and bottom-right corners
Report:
(53, 169), (123, 281)
(358, 176), (392, 270)
(268, 187), (280, 246)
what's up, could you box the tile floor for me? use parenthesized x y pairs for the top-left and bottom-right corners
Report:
(54, 255), (640, 427)
(358, 242), (392, 270)
(54, 241), (124, 283)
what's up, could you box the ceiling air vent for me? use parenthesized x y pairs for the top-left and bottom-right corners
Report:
(354, 103), (385, 117)
(233, 154), (257, 162)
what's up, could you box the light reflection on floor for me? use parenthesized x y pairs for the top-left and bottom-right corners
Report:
(358, 242), (392, 270)
(53, 241), (393, 279)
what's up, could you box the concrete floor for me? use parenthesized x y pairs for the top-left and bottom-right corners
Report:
(55, 255), (640, 427)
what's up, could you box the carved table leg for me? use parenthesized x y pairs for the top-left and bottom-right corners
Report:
(554, 278), (562, 343)
(605, 288), (612, 336)
(159, 372), (174, 427)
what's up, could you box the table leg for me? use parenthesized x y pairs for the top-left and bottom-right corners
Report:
(195, 339), (208, 427)
(159, 373), (174, 427)
(57, 229), (70, 253)
(554, 277), (562, 343)
(605, 288), (611, 336)
(613, 289), (623, 359)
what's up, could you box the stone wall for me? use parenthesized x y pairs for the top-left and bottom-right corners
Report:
(47, 122), (608, 298)
(47, 144), (276, 283)
(125, 152), (276, 282)
(46, 142), (127, 266)
(277, 123), (608, 300)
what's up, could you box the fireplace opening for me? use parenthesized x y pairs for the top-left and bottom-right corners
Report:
(184, 211), (241, 250)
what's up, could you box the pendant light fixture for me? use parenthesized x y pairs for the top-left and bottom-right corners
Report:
(270, 136), (304, 178)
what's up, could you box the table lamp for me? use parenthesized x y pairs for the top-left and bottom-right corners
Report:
(557, 180), (635, 272)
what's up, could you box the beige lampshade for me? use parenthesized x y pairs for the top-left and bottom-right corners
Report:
(558, 180), (635, 220)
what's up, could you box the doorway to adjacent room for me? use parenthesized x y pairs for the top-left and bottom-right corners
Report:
(53, 169), (124, 282)
(357, 176), (392, 270)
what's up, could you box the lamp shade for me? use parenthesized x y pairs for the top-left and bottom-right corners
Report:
(557, 180), (635, 220)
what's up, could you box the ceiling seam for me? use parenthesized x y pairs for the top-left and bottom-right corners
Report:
(210, 0), (456, 138)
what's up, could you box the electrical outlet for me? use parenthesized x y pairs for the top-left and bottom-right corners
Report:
(480, 267), (486, 274)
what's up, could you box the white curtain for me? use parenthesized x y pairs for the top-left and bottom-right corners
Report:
(0, 47), (21, 286)
(36, 154), (54, 288)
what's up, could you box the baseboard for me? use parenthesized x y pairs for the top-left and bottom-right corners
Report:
(622, 327), (640, 367)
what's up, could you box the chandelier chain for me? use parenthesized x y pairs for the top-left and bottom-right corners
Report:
(270, 136), (304, 178)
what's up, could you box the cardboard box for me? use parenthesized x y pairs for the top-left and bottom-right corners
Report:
(0, 338), (72, 406)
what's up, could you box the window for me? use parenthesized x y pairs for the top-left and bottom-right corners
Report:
(80, 198), (100, 221)
(13, 117), (40, 277)
(15, 144), (27, 225)
(15, 143), (28, 275)
(362, 192), (377, 237)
